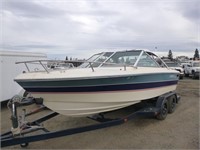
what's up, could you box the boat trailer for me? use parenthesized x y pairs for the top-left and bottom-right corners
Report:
(1, 92), (180, 148)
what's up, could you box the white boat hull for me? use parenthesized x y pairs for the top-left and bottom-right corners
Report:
(31, 84), (177, 116)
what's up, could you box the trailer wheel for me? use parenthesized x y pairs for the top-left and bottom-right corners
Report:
(168, 95), (176, 114)
(156, 99), (168, 120)
(20, 143), (29, 148)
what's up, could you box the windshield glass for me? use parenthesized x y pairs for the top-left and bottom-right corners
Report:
(102, 51), (141, 67)
(80, 50), (160, 68)
(137, 53), (160, 67)
(79, 53), (103, 68)
(91, 52), (114, 67)
(80, 52), (114, 68)
(103, 50), (159, 67)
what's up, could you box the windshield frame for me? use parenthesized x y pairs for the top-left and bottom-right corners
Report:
(79, 50), (163, 68)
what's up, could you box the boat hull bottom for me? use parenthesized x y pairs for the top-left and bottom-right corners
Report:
(44, 101), (141, 116)
(30, 85), (177, 116)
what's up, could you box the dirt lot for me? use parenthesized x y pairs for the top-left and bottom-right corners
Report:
(1, 78), (199, 149)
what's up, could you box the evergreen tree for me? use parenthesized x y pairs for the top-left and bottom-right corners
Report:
(168, 50), (173, 60)
(194, 48), (199, 59)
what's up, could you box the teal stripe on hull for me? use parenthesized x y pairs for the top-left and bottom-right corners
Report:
(16, 73), (179, 88)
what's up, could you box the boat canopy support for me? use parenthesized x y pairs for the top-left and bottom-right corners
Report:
(1, 92), (180, 148)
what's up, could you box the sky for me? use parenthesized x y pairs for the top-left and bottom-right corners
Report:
(1, 0), (199, 59)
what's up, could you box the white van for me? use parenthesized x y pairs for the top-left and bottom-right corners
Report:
(0, 51), (47, 102)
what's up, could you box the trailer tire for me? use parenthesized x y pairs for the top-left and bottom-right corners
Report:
(156, 99), (168, 120)
(168, 95), (176, 114)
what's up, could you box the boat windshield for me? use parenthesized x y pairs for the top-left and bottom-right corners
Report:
(79, 52), (114, 68)
(80, 50), (160, 68)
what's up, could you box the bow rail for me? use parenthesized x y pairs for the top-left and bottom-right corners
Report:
(16, 60), (134, 73)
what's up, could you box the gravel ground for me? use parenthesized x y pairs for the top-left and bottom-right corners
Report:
(1, 77), (199, 149)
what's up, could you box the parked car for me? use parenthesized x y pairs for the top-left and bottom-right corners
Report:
(165, 62), (184, 79)
(181, 62), (190, 68)
(183, 61), (200, 79)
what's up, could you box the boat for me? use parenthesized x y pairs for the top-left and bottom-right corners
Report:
(14, 50), (180, 116)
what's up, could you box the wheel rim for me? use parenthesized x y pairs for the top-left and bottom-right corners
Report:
(171, 99), (176, 110)
(162, 102), (168, 115)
